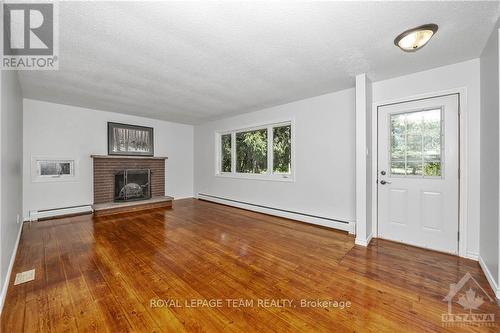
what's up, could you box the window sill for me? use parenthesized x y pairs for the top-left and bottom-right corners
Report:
(31, 176), (78, 183)
(215, 173), (295, 182)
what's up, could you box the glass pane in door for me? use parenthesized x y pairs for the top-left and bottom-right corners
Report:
(390, 109), (442, 177)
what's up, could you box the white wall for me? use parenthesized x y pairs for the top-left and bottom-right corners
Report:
(479, 24), (500, 294)
(372, 59), (481, 258)
(0, 71), (23, 310)
(194, 88), (356, 225)
(23, 99), (194, 217)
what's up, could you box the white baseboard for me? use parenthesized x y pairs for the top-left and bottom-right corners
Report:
(479, 255), (500, 300)
(0, 221), (24, 314)
(355, 233), (373, 247)
(197, 193), (354, 233)
(465, 251), (479, 261)
(28, 204), (93, 221)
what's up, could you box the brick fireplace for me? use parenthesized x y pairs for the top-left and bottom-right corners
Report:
(91, 155), (167, 205)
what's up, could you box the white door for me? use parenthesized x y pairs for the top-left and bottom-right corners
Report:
(377, 94), (459, 254)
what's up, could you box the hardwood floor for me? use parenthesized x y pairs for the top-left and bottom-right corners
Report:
(1, 198), (498, 332)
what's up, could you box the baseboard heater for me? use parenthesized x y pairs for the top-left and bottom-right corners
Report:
(29, 204), (93, 221)
(197, 193), (354, 233)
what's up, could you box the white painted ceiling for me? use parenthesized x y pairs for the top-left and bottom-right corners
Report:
(19, 1), (500, 124)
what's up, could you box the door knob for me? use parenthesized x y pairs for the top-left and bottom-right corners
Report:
(380, 180), (392, 185)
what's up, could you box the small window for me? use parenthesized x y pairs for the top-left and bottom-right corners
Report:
(220, 134), (232, 172)
(236, 128), (268, 174)
(216, 121), (293, 180)
(38, 160), (73, 176)
(31, 157), (77, 182)
(390, 109), (442, 177)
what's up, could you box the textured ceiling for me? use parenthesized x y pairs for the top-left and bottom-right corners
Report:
(19, 1), (500, 124)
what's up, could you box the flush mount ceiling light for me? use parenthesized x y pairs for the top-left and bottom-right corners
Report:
(394, 24), (438, 52)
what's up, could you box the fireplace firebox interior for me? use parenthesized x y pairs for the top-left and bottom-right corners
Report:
(114, 169), (151, 202)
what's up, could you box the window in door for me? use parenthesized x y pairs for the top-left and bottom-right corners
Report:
(390, 109), (442, 177)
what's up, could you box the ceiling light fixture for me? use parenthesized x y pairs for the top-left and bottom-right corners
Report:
(394, 24), (438, 52)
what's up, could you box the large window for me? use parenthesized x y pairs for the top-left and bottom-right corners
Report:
(217, 121), (293, 180)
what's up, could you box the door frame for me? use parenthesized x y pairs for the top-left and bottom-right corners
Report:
(371, 88), (469, 258)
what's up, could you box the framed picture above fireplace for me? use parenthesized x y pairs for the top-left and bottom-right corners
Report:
(108, 122), (154, 156)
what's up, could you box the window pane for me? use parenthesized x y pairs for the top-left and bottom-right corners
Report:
(406, 112), (423, 135)
(406, 134), (422, 160)
(423, 136), (440, 157)
(220, 134), (232, 172)
(391, 114), (406, 135)
(236, 129), (268, 173)
(422, 109), (441, 176)
(38, 160), (72, 176)
(391, 134), (405, 160)
(424, 162), (441, 176)
(407, 160), (423, 175)
(391, 160), (406, 175)
(390, 109), (442, 177)
(273, 125), (291, 173)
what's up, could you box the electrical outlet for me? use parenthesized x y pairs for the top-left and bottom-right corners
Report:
(16, 214), (20, 224)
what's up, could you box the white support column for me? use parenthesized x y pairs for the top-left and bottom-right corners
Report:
(355, 73), (373, 246)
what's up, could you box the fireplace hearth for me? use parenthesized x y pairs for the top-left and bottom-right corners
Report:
(114, 169), (151, 202)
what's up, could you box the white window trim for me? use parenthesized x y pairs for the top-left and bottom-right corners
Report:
(215, 120), (295, 182)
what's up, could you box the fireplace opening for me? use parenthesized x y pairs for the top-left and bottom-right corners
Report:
(114, 169), (151, 202)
